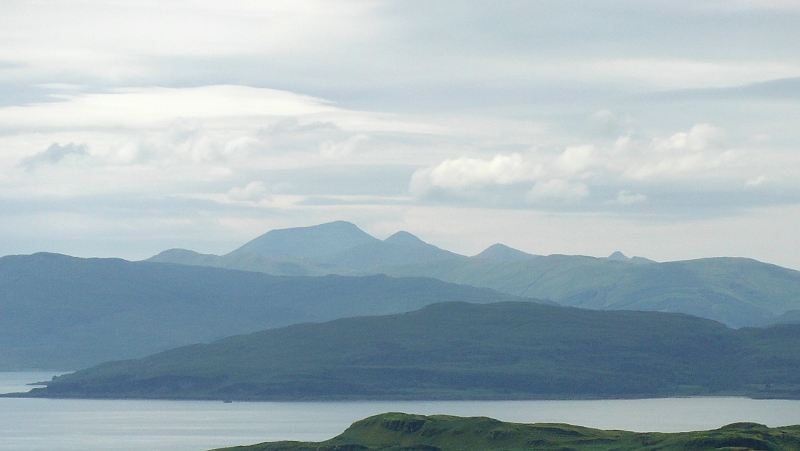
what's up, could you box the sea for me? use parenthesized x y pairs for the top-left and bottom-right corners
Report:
(3, 372), (800, 451)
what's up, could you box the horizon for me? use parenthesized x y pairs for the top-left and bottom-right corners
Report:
(1, 2), (799, 270)
(4, 218), (789, 269)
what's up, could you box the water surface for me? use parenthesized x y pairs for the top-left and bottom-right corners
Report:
(3, 373), (800, 451)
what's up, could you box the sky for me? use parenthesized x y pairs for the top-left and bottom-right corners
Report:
(1, 0), (800, 268)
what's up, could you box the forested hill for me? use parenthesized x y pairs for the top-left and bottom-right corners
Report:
(0, 253), (527, 370)
(25, 302), (800, 401)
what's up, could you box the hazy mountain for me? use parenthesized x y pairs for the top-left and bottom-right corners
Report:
(0, 253), (527, 370)
(472, 243), (538, 262)
(377, 255), (800, 328)
(606, 251), (655, 265)
(145, 221), (800, 327)
(325, 231), (464, 270)
(149, 222), (463, 273)
(228, 220), (380, 260)
(771, 309), (800, 325)
(22, 301), (800, 400)
(216, 412), (800, 451)
(148, 248), (333, 276)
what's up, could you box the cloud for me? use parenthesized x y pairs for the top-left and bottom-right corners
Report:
(405, 121), (785, 213)
(19, 142), (88, 170)
(319, 133), (368, 159)
(410, 153), (539, 195)
(555, 145), (596, 176)
(612, 190), (647, 205)
(0, 85), (337, 129)
(652, 124), (726, 153)
(527, 180), (589, 204)
(227, 181), (270, 202)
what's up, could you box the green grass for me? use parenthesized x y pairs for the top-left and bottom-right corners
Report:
(214, 412), (800, 451)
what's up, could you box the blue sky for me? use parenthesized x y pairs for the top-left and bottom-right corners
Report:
(1, 0), (799, 267)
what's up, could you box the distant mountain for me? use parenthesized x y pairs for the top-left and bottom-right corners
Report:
(770, 309), (800, 325)
(0, 253), (527, 370)
(21, 302), (800, 400)
(472, 244), (538, 261)
(145, 221), (800, 327)
(377, 255), (800, 328)
(147, 221), (463, 273)
(326, 231), (464, 270)
(606, 251), (655, 265)
(215, 412), (800, 451)
(148, 248), (332, 276)
(229, 220), (379, 260)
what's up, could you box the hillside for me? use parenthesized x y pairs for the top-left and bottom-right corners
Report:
(22, 302), (800, 401)
(215, 413), (800, 451)
(0, 253), (526, 370)
(377, 255), (800, 328)
(146, 221), (800, 327)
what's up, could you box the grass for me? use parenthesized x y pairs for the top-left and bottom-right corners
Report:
(213, 412), (800, 451)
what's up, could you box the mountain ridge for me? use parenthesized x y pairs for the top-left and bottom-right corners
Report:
(0, 252), (529, 370)
(143, 221), (800, 328)
(18, 301), (800, 401)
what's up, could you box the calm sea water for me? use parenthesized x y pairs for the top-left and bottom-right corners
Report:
(3, 372), (800, 451)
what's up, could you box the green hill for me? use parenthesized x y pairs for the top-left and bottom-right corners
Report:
(0, 253), (526, 370)
(22, 302), (800, 400)
(145, 221), (800, 328)
(213, 412), (800, 451)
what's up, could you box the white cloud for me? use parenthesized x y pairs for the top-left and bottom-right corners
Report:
(555, 145), (596, 176)
(410, 153), (540, 195)
(652, 124), (726, 153)
(527, 180), (589, 203)
(746, 175), (768, 187)
(227, 181), (270, 202)
(0, 86), (337, 129)
(0, 1), (378, 79)
(319, 133), (368, 159)
(612, 191), (647, 205)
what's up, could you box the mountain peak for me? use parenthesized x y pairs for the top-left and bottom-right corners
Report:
(473, 243), (538, 261)
(608, 251), (629, 261)
(384, 231), (428, 247)
(228, 221), (379, 259)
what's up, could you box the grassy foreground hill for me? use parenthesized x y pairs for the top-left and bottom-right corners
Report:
(0, 253), (526, 370)
(214, 412), (800, 451)
(21, 302), (800, 400)
(147, 221), (800, 328)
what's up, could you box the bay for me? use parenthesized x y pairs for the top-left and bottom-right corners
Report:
(3, 372), (800, 451)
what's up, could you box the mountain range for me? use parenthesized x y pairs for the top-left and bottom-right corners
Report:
(0, 252), (527, 370)
(147, 221), (800, 328)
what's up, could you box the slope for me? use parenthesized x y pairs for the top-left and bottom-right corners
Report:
(377, 255), (800, 327)
(23, 301), (800, 400)
(145, 221), (800, 328)
(216, 413), (800, 451)
(0, 253), (526, 370)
